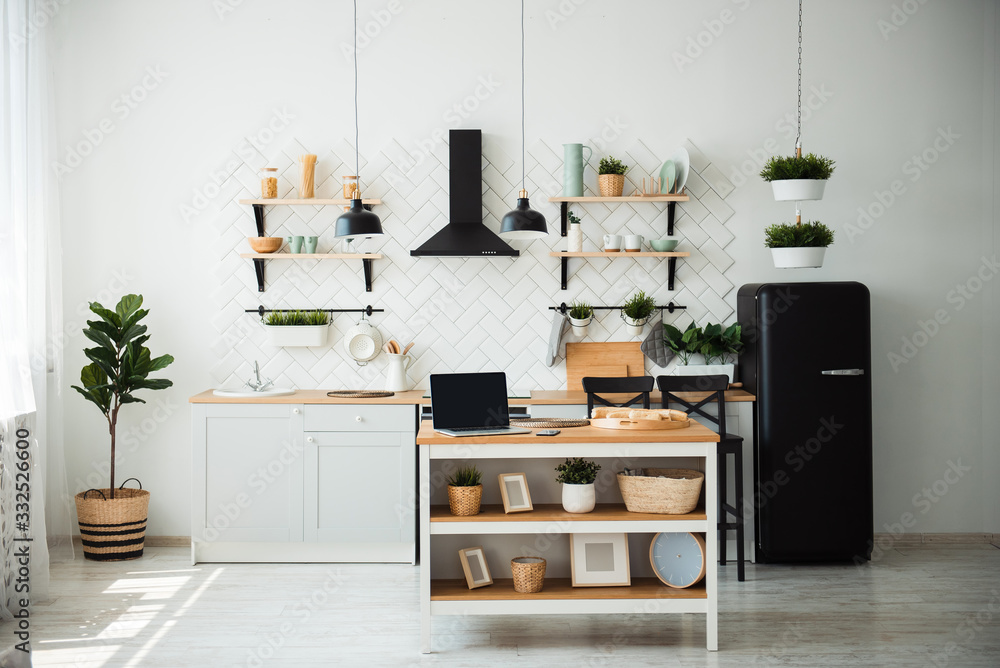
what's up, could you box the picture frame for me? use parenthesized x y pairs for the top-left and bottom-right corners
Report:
(458, 546), (493, 589)
(498, 472), (533, 513)
(570, 533), (631, 587)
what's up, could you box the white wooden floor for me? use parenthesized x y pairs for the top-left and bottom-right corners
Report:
(2, 544), (999, 667)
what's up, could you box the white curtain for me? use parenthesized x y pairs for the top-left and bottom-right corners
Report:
(0, 0), (73, 619)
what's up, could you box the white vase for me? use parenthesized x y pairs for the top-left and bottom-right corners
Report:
(561, 483), (596, 514)
(770, 179), (828, 201)
(671, 362), (735, 384)
(263, 324), (328, 347)
(770, 247), (827, 268)
(384, 353), (413, 392)
(569, 315), (591, 337)
(568, 223), (583, 253)
(624, 316), (645, 336)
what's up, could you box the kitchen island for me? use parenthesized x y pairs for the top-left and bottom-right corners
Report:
(416, 420), (721, 653)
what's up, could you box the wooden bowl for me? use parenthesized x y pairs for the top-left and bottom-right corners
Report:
(248, 237), (282, 253)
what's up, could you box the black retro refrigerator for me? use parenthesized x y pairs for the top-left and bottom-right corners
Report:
(737, 282), (873, 562)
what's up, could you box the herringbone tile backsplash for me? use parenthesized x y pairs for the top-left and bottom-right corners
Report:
(210, 137), (737, 391)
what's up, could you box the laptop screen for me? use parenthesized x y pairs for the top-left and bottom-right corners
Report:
(430, 372), (511, 430)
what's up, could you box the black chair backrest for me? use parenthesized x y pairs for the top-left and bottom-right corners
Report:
(656, 374), (729, 434)
(583, 376), (654, 416)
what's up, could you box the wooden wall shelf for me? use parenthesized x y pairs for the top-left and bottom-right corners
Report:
(238, 198), (382, 206)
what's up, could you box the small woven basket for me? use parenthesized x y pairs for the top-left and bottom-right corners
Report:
(447, 484), (483, 516)
(598, 174), (625, 197)
(617, 468), (704, 514)
(74, 480), (149, 561)
(511, 556), (546, 593)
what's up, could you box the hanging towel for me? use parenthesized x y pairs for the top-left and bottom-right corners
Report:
(641, 322), (674, 367)
(547, 312), (570, 367)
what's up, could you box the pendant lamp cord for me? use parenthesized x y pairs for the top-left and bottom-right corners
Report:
(354, 0), (361, 193)
(795, 0), (802, 155)
(520, 0), (526, 192)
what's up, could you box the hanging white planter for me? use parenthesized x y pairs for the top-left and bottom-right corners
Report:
(770, 247), (827, 269)
(770, 179), (828, 201)
(623, 316), (646, 336)
(263, 324), (329, 347)
(569, 315), (592, 337)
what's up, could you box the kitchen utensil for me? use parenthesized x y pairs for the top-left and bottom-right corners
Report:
(658, 160), (676, 194)
(565, 342), (644, 391)
(382, 343), (391, 353)
(625, 234), (643, 252)
(286, 236), (304, 254)
(650, 238), (679, 252)
(248, 237), (282, 253)
(402, 342), (414, 355)
(667, 147), (690, 193)
(603, 234), (623, 252)
(384, 353), (413, 392)
(343, 317), (383, 365)
(389, 339), (400, 354)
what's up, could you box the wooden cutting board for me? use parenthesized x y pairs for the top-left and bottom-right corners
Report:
(565, 342), (645, 391)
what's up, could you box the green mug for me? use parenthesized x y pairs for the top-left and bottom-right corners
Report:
(286, 236), (304, 253)
(303, 236), (318, 254)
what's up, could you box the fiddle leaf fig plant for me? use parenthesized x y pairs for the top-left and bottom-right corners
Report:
(71, 294), (174, 499)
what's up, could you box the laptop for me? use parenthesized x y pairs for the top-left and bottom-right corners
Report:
(430, 372), (531, 437)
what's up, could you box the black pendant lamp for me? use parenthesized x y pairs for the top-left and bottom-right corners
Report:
(335, 0), (383, 240)
(499, 0), (547, 240)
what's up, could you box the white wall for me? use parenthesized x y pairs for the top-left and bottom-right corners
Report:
(52, 0), (997, 537)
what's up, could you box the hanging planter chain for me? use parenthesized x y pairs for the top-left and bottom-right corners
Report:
(795, 0), (803, 225)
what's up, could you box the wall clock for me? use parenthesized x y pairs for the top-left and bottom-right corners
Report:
(649, 532), (706, 588)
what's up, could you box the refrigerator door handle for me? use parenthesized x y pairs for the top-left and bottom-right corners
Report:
(821, 369), (865, 376)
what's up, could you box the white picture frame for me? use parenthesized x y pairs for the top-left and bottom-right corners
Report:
(570, 533), (631, 587)
(498, 472), (533, 513)
(458, 546), (493, 589)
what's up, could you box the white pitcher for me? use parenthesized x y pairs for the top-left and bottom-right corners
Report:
(385, 353), (413, 392)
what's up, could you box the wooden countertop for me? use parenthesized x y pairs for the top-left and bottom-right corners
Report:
(415, 419), (719, 444)
(190, 389), (754, 405)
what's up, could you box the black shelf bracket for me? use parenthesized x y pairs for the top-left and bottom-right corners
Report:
(253, 259), (266, 292)
(362, 258), (374, 292)
(252, 204), (266, 236)
(560, 201), (569, 237)
(560, 256), (569, 290)
(667, 200), (677, 236)
(557, 253), (681, 291)
(550, 302), (686, 315)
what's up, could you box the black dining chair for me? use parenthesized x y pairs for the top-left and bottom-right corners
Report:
(582, 376), (655, 417)
(656, 374), (746, 581)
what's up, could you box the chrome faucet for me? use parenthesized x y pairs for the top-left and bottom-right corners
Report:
(245, 361), (274, 392)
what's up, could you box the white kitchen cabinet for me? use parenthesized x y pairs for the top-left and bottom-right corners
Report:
(191, 402), (416, 564)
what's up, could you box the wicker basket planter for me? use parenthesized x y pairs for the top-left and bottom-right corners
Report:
(74, 485), (150, 561)
(447, 484), (483, 516)
(598, 174), (625, 197)
(617, 468), (704, 514)
(511, 556), (546, 593)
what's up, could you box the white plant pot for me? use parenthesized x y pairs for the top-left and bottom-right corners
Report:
(569, 315), (591, 337)
(670, 362), (735, 384)
(770, 246), (827, 268)
(263, 324), (329, 347)
(623, 316), (646, 336)
(770, 179), (828, 201)
(561, 482), (596, 514)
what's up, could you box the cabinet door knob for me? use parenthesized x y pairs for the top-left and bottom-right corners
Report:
(307, 436), (315, 443)
(293, 408), (301, 414)
(355, 415), (363, 422)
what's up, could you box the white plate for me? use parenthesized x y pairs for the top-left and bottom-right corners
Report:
(658, 160), (676, 194)
(667, 147), (690, 194)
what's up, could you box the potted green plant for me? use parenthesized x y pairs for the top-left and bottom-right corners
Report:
(555, 457), (601, 513)
(759, 152), (835, 201)
(567, 210), (583, 252)
(447, 465), (483, 516)
(71, 294), (174, 561)
(622, 290), (656, 336)
(262, 309), (330, 347)
(598, 156), (628, 197)
(764, 220), (834, 268)
(568, 300), (594, 337)
(666, 322), (742, 382)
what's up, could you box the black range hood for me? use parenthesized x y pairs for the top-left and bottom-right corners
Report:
(410, 129), (519, 257)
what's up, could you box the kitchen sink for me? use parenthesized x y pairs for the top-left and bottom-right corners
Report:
(212, 388), (296, 398)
